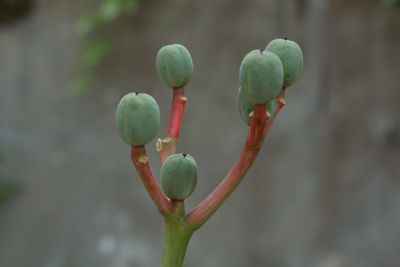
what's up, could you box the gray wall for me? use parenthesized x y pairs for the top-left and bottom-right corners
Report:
(0, 0), (399, 266)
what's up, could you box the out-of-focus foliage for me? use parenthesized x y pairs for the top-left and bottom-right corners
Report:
(82, 40), (113, 67)
(0, 180), (18, 203)
(77, 0), (140, 35)
(71, 0), (141, 93)
(380, 0), (400, 6)
(0, 153), (18, 203)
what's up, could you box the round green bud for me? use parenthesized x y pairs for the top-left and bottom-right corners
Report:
(156, 44), (193, 88)
(160, 153), (198, 200)
(265, 38), (303, 88)
(238, 87), (277, 125)
(239, 50), (284, 104)
(116, 92), (160, 146)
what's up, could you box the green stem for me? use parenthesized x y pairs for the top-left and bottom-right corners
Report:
(160, 201), (194, 267)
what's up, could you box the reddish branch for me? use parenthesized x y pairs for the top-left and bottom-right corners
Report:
(167, 87), (187, 138)
(131, 145), (174, 216)
(185, 88), (286, 229)
(157, 87), (187, 164)
(185, 104), (270, 229)
(130, 87), (188, 216)
(264, 88), (286, 137)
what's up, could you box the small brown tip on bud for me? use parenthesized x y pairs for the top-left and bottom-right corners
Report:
(284, 36), (288, 40)
(182, 153), (187, 157)
(135, 92), (139, 95)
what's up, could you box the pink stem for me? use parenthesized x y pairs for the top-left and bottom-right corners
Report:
(167, 87), (187, 138)
(263, 88), (286, 137)
(157, 87), (187, 164)
(185, 104), (269, 229)
(131, 145), (174, 216)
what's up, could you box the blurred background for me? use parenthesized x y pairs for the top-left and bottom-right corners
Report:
(1, 0), (400, 266)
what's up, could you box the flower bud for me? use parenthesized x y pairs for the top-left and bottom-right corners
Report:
(156, 44), (193, 88)
(239, 50), (283, 104)
(160, 153), (197, 200)
(265, 38), (303, 88)
(238, 87), (277, 125)
(116, 92), (160, 146)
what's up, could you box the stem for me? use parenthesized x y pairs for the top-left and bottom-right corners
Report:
(167, 87), (187, 138)
(160, 201), (194, 267)
(131, 145), (174, 216)
(263, 88), (286, 137)
(157, 87), (187, 164)
(157, 137), (178, 165)
(185, 104), (269, 229)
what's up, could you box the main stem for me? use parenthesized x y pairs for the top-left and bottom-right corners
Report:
(160, 201), (194, 267)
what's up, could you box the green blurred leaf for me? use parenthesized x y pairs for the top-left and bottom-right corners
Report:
(99, 0), (140, 21)
(0, 180), (19, 202)
(76, 13), (105, 35)
(121, 0), (140, 14)
(99, 0), (122, 21)
(73, 0), (141, 92)
(380, 0), (400, 5)
(83, 40), (113, 67)
(69, 73), (91, 94)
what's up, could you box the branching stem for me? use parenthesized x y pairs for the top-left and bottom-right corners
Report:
(160, 201), (193, 267)
(185, 88), (286, 229)
(185, 104), (269, 229)
(131, 87), (286, 266)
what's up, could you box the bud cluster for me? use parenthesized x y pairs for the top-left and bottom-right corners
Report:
(238, 38), (303, 125)
(116, 39), (303, 203)
(115, 39), (304, 267)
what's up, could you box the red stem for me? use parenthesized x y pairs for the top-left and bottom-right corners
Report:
(131, 145), (174, 216)
(167, 87), (187, 138)
(185, 104), (269, 229)
(157, 87), (187, 164)
(263, 88), (286, 137)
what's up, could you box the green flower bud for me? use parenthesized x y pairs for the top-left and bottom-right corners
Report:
(265, 38), (303, 88)
(238, 87), (277, 125)
(239, 50), (283, 104)
(156, 44), (193, 88)
(116, 92), (160, 146)
(160, 153), (198, 200)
